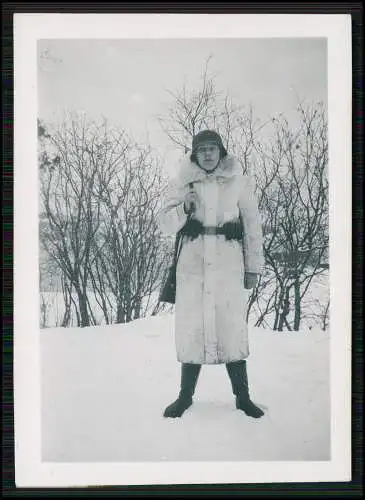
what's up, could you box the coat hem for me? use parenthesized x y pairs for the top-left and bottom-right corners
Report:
(176, 355), (250, 365)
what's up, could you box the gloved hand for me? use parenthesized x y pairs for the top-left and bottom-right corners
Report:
(182, 218), (204, 240)
(244, 272), (259, 289)
(184, 191), (199, 215)
(222, 220), (243, 241)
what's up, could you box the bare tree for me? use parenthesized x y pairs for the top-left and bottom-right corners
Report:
(156, 57), (252, 156)
(39, 114), (168, 327)
(39, 115), (108, 326)
(252, 102), (329, 330)
(91, 143), (169, 323)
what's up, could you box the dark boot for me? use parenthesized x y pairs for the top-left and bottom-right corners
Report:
(226, 360), (264, 418)
(163, 363), (201, 418)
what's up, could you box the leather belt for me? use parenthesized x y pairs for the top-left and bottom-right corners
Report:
(181, 223), (243, 241)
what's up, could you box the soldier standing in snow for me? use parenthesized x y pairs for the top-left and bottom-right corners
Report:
(158, 130), (265, 419)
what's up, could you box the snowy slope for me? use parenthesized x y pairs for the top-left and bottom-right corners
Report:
(41, 313), (330, 463)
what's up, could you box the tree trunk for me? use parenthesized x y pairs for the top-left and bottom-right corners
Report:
(322, 300), (330, 331)
(273, 308), (280, 331)
(116, 301), (125, 324)
(278, 287), (290, 332)
(133, 299), (142, 320)
(61, 275), (72, 327)
(293, 276), (301, 331)
(125, 306), (133, 323)
(75, 286), (90, 327)
(40, 295), (47, 328)
(61, 307), (71, 328)
(273, 283), (284, 331)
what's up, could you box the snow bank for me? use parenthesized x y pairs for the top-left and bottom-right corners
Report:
(41, 313), (330, 462)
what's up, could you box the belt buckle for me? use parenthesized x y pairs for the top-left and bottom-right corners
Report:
(206, 226), (218, 236)
(205, 226), (216, 236)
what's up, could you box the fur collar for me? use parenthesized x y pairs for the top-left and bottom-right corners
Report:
(176, 153), (243, 187)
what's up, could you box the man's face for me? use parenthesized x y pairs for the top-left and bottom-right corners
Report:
(196, 142), (221, 171)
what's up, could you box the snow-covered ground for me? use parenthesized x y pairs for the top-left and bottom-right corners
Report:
(41, 313), (330, 463)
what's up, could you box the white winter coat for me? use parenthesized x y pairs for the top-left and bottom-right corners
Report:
(158, 154), (265, 365)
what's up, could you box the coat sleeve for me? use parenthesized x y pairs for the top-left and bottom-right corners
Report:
(158, 176), (188, 237)
(238, 174), (265, 274)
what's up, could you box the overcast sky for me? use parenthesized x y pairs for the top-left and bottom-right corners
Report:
(38, 38), (327, 175)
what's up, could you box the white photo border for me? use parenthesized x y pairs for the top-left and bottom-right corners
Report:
(14, 13), (352, 487)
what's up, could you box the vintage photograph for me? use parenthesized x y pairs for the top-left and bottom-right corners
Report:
(14, 13), (352, 487)
(38, 36), (330, 462)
